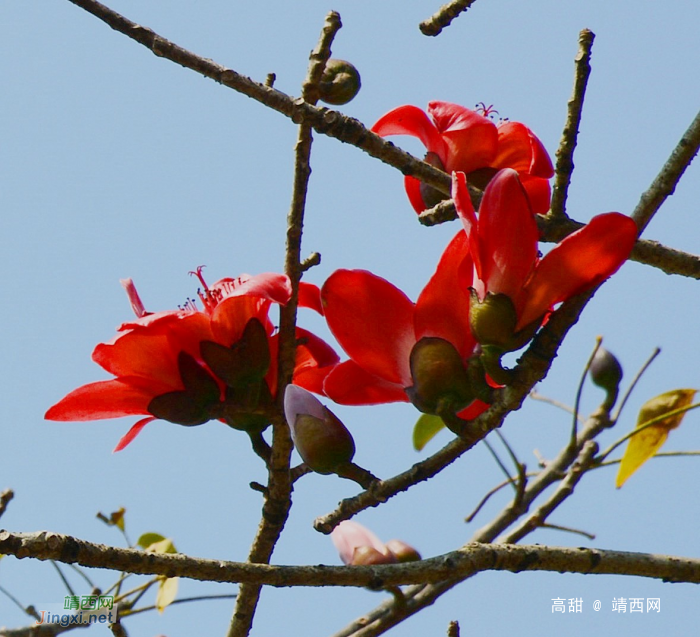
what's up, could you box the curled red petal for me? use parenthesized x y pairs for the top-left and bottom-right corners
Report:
(428, 101), (497, 174)
(217, 272), (292, 306)
(404, 175), (428, 214)
(322, 269), (415, 386)
(298, 281), (324, 315)
(291, 327), (340, 394)
(492, 121), (554, 177)
(453, 171), (483, 280)
(520, 175), (552, 215)
(519, 212), (638, 329)
(45, 378), (165, 421)
(477, 168), (539, 303)
(372, 104), (448, 162)
(323, 360), (409, 405)
(113, 416), (155, 452)
(415, 231), (476, 360)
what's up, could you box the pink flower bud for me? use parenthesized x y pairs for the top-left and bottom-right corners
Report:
(284, 385), (356, 474)
(330, 521), (392, 566)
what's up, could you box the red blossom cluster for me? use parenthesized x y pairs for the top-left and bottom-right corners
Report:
(46, 100), (638, 456)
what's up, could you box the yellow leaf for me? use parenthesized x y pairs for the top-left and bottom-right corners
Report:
(156, 576), (179, 614)
(111, 507), (126, 531)
(96, 507), (126, 531)
(616, 388), (697, 488)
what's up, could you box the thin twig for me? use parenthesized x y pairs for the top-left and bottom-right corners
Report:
(529, 390), (579, 419)
(225, 13), (342, 637)
(613, 347), (661, 422)
(549, 29), (595, 219)
(540, 523), (596, 541)
(419, 0), (479, 37)
(570, 338), (602, 450)
(632, 109), (700, 233)
(482, 438), (517, 491)
(500, 440), (598, 543)
(0, 489), (14, 520)
(50, 561), (77, 597)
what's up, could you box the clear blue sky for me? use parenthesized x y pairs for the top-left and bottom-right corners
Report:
(2, 1), (699, 635)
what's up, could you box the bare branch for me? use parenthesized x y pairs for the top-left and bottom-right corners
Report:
(419, 0), (480, 37)
(0, 489), (14, 521)
(632, 109), (700, 233)
(226, 12), (343, 637)
(549, 29), (595, 219)
(0, 531), (698, 589)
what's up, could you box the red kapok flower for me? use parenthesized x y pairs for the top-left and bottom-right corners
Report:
(321, 234), (490, 421)
(372, 101), (554, 214)
(453, 169), (638, 352)
(45, 270), (338, 451)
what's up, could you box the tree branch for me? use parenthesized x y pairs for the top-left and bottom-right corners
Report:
(632, 108), (700, 233)
(315, 286), (599, 534)
(226, 12), (342, 637)
(0, 489), (14, 521)
(419, 0), (480, 37)
(0, 531), (697, 589)
(549, 29), (595, 219)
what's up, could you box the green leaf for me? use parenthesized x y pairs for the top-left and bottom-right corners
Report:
(137, 532), (167, 550)
(616, 388), (697, 487)
(412, 414), (446, 451)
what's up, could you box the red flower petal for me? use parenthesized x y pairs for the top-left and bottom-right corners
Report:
(113, 416), (155, 452)
(323, 360), (409, 405)
(492, 121), (554, 177)
(322, 269), (415, 386)
(95, 313), (213, 387)
(456, 399), (490, 420)
(93, 331), (179, 386)
(404, 175), (429, 214)
(520, 174), (552, 216)
(476, 168), (539, 303)
(519, 212), (638, 328)
(291, 328), (340, 394)
(211, 295), (273, 346)
(415, 231), (476, 360)
(45, 378), (164, 421)
(298, 281), (324, 315)
(428, 101), (498, 174)
(453, 171), (483, 280)
(372, 104), (448, 163)
(219, 272), (292, 306)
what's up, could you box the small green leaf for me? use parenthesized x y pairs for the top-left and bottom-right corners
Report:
(412, 414), (446, 451)
(137, 532), (167, 550)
